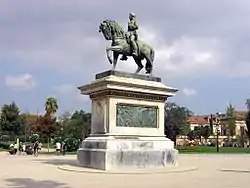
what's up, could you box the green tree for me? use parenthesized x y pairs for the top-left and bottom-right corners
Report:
(187, 127), (200, 141)
(164, 102), (193, 145)
(0, 102), (25, 140)
(45, 97), (58, 116)
(201, 125), (211, 140)
(37, 115), (58, 138)
(226, 103), (236, 137)
(245, 99), (250, 139)
(64, 110), (91, 139)
(40, 97), (59, 151)
(57, 111), (71, 139)
(187, 125), (211, 142)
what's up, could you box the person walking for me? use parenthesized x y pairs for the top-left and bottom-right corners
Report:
(55, 142), (61, 155)
(13, 143), (18, 155)
(33, 141), (39, 156)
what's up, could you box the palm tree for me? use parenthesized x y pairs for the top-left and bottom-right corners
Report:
(45, 97), (58, 116)
(44, 97), (58, 152)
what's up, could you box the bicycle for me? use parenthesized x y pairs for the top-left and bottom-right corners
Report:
(34, 149), (39, 157)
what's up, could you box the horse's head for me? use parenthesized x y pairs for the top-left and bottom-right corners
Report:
(99, 20), (125, 40)
(99, 21), (111, 40)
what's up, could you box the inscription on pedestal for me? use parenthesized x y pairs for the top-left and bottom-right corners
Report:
(116, 103), (157, 128)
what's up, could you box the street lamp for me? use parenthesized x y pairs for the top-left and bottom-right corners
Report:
(209, 112), (221, 152)
(216, 121), (220, 152)
(60, 127), (64, 140)
(215, 112), (221, 153)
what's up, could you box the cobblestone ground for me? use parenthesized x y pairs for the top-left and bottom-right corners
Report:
(0, 153), (250, 188)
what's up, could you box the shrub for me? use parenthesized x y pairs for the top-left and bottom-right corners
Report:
(0, 135), (10, 142)
(53, 137), (63, 144)
(0, 142), (10, 149)
(64, 137), (81, 152)
(29, 134), (39, 143)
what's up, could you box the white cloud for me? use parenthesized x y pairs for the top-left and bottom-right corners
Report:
(5, 73), (36, 91)
(0, 2), (248, 79)
(117, 27), (221, 78)
(141, 28), (220, 77)
(183, 87), (197, 96)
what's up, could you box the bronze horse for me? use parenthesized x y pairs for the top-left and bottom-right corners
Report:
(99, 20), (155, 75)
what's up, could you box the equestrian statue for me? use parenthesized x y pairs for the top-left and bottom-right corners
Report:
(99, 13), (155, 75)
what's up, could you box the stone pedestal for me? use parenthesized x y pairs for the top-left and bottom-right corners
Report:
(77, 70), (179, 170)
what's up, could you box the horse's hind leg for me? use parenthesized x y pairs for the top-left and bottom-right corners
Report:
(135, 66), (143, 74)
(145, 58), (153, 75)
(134, 58), (144, 74)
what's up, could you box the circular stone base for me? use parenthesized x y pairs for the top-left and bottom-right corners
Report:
(58, 165), (198, 174)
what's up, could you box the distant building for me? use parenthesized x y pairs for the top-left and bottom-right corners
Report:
(187, 111), (247, 137)
(187, 115), (210, 130)
(219, 111), (247, 137)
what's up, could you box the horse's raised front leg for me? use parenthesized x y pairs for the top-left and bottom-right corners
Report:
(112, 52), (119, 71)
(106, 46), (121, 70)
(106, 46), (113, 65)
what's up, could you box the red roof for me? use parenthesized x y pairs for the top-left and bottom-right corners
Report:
(188, 111), (247, 124)
(187, 115), (208, 124)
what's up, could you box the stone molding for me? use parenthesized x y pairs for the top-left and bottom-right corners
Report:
(90, 89), (168, 101)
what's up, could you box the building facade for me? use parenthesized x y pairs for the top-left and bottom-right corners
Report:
(187, 111), (247, 137)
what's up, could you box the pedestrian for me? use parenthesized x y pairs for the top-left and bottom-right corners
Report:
(55, 142), (61, 155)
(61, 141), (66, 155)
(22, 144), (26, 154)
(38, 142), (42, 152)
(19, 142), (23, 155)
(33, 141), (39, 156)
(13, 143), (18, 155)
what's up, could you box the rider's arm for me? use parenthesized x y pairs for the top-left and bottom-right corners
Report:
(128, 20), (138, 31)
(133, 20), (138, 30)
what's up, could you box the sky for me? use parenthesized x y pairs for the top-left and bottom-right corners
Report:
(1, 0), (250, 116)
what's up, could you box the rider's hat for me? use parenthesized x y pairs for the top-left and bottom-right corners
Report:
(129, 12), (136, 17)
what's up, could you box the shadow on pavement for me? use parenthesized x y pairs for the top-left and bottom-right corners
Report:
(4, 178), (70, 188)
(33, 158), (80, 167)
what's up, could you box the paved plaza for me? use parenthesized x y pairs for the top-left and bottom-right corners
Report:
(0, 152), (250, 188)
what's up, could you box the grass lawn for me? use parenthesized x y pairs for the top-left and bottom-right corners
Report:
(177, 146), (250, 154)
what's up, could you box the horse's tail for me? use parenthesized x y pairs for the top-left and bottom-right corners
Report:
(149, 48), (155, 63)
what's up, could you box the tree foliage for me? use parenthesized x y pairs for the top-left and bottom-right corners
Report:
(45, 97), (58, 116)
(164, 102), (193, 144)
(245, 99), (250, 139)
(36, 114), (58, 138)
(35, 97), (59, 141)
(62, 110), (91, 139)
(202, 125), (211, 139)
(187, 125), (211, 141)
(226, 103), (236, 136)
(0, 102), (25, 137)
(25, 114), (39, 135)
